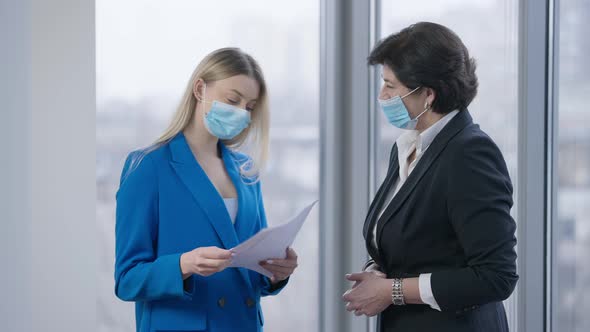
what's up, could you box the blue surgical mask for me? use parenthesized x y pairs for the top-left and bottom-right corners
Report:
(378, 86), (427, 130)
(200, 84), (251, 140)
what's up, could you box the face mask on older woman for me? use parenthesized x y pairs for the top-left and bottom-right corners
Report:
(378, 86), (428, 130)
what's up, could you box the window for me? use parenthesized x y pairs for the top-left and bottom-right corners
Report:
(553, 0), (590, 331)
(96, 2), (319, 331)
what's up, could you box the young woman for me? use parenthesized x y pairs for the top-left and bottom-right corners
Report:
(115, 48), (298, 332)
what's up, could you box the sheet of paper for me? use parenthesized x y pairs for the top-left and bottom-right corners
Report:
(229, 200), (318, 278)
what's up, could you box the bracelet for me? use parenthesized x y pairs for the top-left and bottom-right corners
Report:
(391, 278), (405, 305)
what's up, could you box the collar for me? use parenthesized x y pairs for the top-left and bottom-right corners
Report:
(396, 110), (459, 158)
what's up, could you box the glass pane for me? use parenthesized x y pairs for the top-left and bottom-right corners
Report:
(378, 1), (519, 329)
(554, 0), (590, 331)
(96, 1), (319, 331)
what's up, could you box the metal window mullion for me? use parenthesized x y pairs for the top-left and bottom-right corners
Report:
(517, 0), (552, 331)
(320, 0), (374, 331)
(547, 0), (559, 331)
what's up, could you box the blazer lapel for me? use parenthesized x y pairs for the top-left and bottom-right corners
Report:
(363, 146), (399, 255)
(375, 110), (474, 246)
(221, 146), (257, 243)
(168, 133), (240, 251)
(220, 145), (257, 294)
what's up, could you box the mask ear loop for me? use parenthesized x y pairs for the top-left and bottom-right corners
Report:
(413, 107), (429, 121)
(198, 82), (213, 116)
(411, 99), (431, 121)
(401, 86), (421, 99)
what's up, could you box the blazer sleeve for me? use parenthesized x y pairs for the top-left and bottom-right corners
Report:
(114, 152), (194, 302)
(362, 259), (376, 271)
(430, 134), (519, 312)
(255, 181), (289, 296)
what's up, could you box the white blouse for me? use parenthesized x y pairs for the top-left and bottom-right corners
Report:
(223, 198), (238, 224)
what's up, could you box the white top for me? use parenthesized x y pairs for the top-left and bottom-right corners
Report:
(223, 198), (238, 224)
(371, 110), (459, 311)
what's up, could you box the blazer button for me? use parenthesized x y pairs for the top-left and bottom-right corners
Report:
(218, 297), (226, 308)
(246, 298), (255, 308)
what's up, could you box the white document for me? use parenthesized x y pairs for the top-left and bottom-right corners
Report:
(229, 200), (318, 278)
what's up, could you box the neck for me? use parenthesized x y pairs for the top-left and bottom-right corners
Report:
(415, 110), (445, 133)
(183, 107), (219, 158)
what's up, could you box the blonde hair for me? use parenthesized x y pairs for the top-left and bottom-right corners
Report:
(128, 48), (269, 180)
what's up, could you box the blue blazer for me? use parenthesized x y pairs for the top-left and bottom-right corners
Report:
(115, 133), (287, 332)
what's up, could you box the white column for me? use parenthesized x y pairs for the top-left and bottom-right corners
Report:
(0, 0), (32, 330)
(1, 0), (96, 330)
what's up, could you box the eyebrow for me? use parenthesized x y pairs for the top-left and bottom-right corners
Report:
(230, 89), (258, 102)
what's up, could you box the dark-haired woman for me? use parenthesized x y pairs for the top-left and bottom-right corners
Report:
(342, 22), (518, 331)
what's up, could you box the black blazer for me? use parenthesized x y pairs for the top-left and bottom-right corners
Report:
(363, 110), (518, 332)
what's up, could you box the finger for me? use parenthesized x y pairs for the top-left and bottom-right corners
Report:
(354, 310), (364, 316)
(199, 266), (228, 275)
(261, 259), (298, 268)
(197, 258), (231, 269)
(263, 248), (298, 263)
(286, 247), (298, 259)
(342, 290), (355, 302)
(200, 258), (232, 269)
(260, 264), (294, 275)
(260, 263), (295, 273)
(272, 274), (288, 282)
(199, 268), (220, 276)
(342, 291), (349, 302)
(202, 247), (233, 259)
(345, 302), (354, 312)
(346, 302), (360, 312)
(351, 281), (361, 289)
(200, 263), (230, 273)
(345, 272), (368, 282)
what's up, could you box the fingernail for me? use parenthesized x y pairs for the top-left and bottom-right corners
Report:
(266, 260), (274, 264)
(231, 253), (236, 257)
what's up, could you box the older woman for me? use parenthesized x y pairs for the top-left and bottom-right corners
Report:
(342, 22), (518, 331)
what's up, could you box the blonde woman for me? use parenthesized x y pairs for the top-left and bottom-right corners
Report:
(115, 48), (298, 332)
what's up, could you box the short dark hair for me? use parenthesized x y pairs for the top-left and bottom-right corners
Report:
(368, 22), (478, 114)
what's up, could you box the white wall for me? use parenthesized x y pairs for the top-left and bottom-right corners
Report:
(1, 0), (32, 330)
(0, 0), (96, 330)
